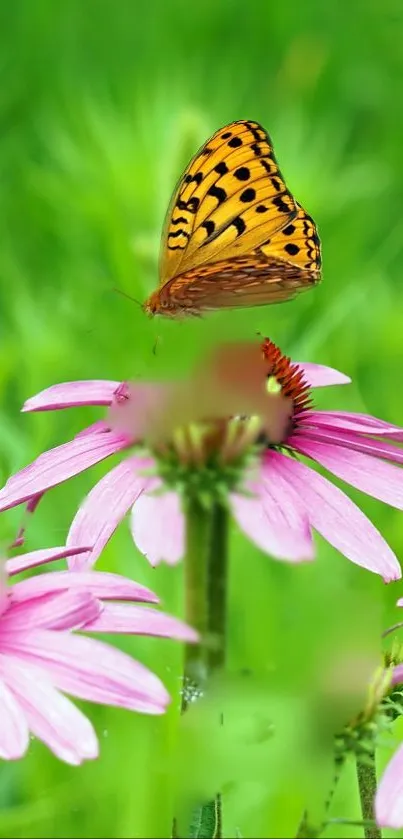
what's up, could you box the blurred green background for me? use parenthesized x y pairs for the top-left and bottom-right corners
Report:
(1, 1), (403, 836)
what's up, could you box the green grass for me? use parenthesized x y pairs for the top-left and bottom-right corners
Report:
(1, 1), (403, 836)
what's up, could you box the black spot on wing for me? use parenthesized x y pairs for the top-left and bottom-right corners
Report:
(207, 184), (227, 204)
(234, 166), (250, 181)
(251, 142), (262, 156)
(201, 220), (215, 237)
(168, 229), (190, 240)
(284, 243), (300, 255)
(228, 136), (243, 148)
(184, 172), (203, 186)
(272, 195), (292, 214)
(240, 188), (256, 203)
(244, 121), (263, 142)
(232, 216), (246, 236)
(214, 162), (229, 176)
(177, 196), (200, 213)
(260, 159), (272, 174)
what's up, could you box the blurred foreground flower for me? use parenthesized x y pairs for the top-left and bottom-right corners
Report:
(0, 545), (197, 764)
(0, 338), (402, 579)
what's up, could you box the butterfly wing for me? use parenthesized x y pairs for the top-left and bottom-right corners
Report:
(145, 120), (321, 315)
(159, 119), (298, 283)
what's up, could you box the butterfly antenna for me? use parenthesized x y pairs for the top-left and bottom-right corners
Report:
(113, 287), (143, 310)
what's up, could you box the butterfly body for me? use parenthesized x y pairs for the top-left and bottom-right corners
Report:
(144, 120), (321, 317)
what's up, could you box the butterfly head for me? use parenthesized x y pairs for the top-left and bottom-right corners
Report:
(143, 291), (164, 317)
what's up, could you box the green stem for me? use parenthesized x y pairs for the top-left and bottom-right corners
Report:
(181, 497), (211, 709)
(207, 503), (229, 673)
(177, 501), (229, 839)
(194, 502), (229, 839)
(356, 750), (382, 839)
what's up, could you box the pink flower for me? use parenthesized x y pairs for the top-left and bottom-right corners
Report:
(0, 545), (197, 764)
(0, 339), (402, 580)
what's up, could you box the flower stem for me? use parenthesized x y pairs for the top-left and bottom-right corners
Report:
(181, 497), (211, 707)
(207, 502), (229, 672)
(356, 750), (382, 839)
(177, 500), (229, 839)
(194, 502), (229, 838)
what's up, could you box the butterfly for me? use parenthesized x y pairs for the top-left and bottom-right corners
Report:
(144, 119), (321, 317)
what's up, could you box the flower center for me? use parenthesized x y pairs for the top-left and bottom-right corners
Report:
(261, 338), (312, 427)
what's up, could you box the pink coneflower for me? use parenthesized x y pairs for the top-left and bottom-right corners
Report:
(0, 545), (197, 764)
(0, 339), (402, 580)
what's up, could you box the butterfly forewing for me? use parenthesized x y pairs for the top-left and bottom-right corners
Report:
(159, 120), (298, 282)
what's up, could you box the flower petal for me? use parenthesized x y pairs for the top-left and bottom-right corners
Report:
(231, 478), (314, 563)
(67, 456), (153, 571)
(302, 410), (403, 438)
(266, 451), (401, 581)
(291, 427), (403, 465)
(1, 630), (169, 714)
(22, 380), (121, 412)
(10, 570), (158, 604)
(82, 602), (198, 642)
(3, 590), (101, 631)
(0, 656), (98, 765)
(291, 437), (403, 510)
(0, 676), (29, 759)
(375, 743), (403, 829)
(296, 363), (351, 388)
(131, 490), (185, 566)
(0, 433), (129, 512)
(6, 546), (92, 577)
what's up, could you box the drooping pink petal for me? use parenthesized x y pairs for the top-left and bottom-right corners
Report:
(22, 380), (121, 412)
(10, 570), (158, 605)
(0, 433), (129, 512)
(1, 630), (169, 714)
(131, 489), (185, 566)
(82, 602), (198, 642)
(2, 591), (101, 632)
(296, 363), (351, 388)
(67, 457), (154, 571)
(231, 478), (314, 563)
(0, 676), (29, 759)
(290, 427), (403, 465)
(0, 657), (98, 765)
(6, 546), (92, 577)
(375, 742), (403, 829)
(266, 451), (401, 581)
(301, 410), (403, 438)
(291, 437), (403, 509)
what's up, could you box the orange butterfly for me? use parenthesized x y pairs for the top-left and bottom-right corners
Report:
(144, 119), (321, 317)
